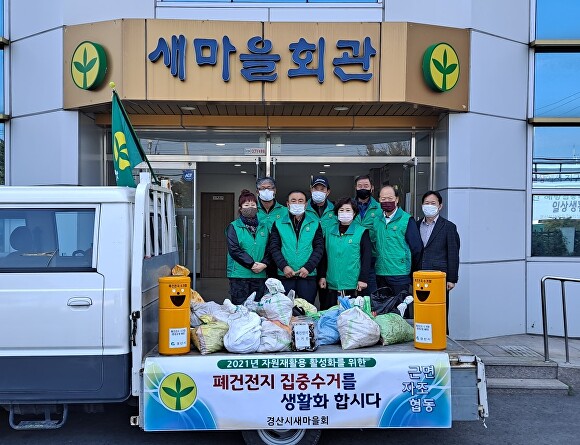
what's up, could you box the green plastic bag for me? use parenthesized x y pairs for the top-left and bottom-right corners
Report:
(375, 313), (414, 345)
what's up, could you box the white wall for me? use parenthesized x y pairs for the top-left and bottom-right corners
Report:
(10, 29), (63, 117)
(451, 261), (526, 339)
(156, 4), (382, 22)
(444, 23), (529, 339)
(526, 262), (580, 337)
(469, 32), (529, 119)
(10, 111), (79, 185)
(385, 0), (529, 43)
(9, 0), (155, 41)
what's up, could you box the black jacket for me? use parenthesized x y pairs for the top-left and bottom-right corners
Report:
(269, 221), (324, 274)
(416, 216), (460, 283)
(225, 224), (270, 269)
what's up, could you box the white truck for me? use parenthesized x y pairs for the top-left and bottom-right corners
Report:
(0, 174), (488, 444)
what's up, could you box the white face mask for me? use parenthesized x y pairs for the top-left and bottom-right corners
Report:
(259, 189), (275, 202)
(289, 203), (306, 216)
(337, 212), (354, 224)
(311, 191), (327, 204)
(422, 204), (439, 218)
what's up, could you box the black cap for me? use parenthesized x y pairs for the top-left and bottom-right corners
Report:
(311, 175), (330, 188)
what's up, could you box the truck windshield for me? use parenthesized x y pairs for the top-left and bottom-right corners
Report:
(0, 208), (95, 270)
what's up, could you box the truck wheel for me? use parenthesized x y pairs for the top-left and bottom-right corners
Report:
(242, 429), (322, 445)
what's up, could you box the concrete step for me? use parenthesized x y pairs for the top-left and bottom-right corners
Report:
(482, 356), (558, 379)
(487, 377), (570, 395)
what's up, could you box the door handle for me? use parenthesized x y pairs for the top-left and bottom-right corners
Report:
(67, 297), (93, 307)
(202, 233), (210, 238)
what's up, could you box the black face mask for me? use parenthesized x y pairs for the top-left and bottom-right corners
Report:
(356, 189), (371, 200)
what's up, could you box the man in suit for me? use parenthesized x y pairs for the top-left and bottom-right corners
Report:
(417, 190), (460, 333)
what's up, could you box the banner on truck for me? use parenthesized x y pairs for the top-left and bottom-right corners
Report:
(143, 352), (452, 431)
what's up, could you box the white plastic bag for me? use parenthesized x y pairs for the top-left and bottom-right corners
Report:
(223, 310), (261, 353)
(337, 307), (380, 350)
(265, 278), (287, 295)
(191, 301), (231, 326)
(260, 286), (294, 326)
(257, 319), (292, 353)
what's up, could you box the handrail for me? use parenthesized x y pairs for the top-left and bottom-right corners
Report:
(540, 275), (580, 363)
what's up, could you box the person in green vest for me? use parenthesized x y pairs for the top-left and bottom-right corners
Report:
(256, 177), (286, 278)
(305, 175), (336, 308)
(318, 197), (372, 310)
(256, 177), (286, 230)
(269, 190), (324, 304)
(306, 175), (336, 232)
(371, 185), (423, 296)
(354, 174), (382, 294)
(225, 189), (270, 305)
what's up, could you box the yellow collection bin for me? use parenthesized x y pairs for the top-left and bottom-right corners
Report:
(158, 276), (191, 355)
(413, 270), (447, 350)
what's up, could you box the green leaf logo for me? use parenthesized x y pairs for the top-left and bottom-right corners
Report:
(71, 41), (108, 90)
(422, 43), (460, 92)
(113, 131), (131, 171)
(159, 373), (197, 411)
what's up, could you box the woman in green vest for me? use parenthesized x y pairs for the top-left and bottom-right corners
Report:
(318, 197), (372, 310)
(225, 189), (270, 305)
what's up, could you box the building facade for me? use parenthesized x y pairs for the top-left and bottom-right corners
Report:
(2, 0), (578, 340)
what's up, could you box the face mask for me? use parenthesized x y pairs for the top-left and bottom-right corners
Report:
(240, 207), (258, 218)
(311, 191), (327, 204)
(337, 212), (354, 224)
(422, 204), (439, 218)
(289, 204), (305, 216)
(259, 189), (275, 202)
(381, 201), (397, 213)
(356, 189), (371, 200)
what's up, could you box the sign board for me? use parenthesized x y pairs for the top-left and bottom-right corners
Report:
(244, 147), (266, 156)
(143, 352), (452, 431)
(533, 195), (580, 221)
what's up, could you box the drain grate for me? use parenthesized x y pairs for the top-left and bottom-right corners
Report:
(499, 345), (544, 357)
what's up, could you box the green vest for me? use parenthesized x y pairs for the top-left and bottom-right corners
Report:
(355, 197), (381, 257)
(226, 218), (269, 279)
(306, 200), (337, 233)
(257, 201), (286, 231)
(324, 221), (366, 290)
(355, 197), (382, 230)
(275, 212), (319, 277)
(372, 208), (412, 276)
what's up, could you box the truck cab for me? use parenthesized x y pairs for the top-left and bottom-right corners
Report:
(0, 175), (178, 428)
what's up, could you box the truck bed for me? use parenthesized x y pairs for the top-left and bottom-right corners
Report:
(140, 338), (486, 432)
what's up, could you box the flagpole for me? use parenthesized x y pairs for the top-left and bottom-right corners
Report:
(110, 83), (160, 185)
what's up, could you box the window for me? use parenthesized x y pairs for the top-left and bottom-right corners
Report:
(158, 0), (377, 3)
(135, 131), (265, 156)
(271, 131), (413, 157)
(533, 127), (580, 188)
(0, 209), (96, 269)
(531, 2), (580, 256)
(532, 195), (580, 257)
(534, 53), (580, 118)
(536, 0), (580, 40)
(0, 123), (4, 185)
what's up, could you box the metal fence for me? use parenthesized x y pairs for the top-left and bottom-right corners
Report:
(540, 275), (580, 363)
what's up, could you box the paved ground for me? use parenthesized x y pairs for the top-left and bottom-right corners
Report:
(457, 333), (580, 366)
(1, 393), (579, 445)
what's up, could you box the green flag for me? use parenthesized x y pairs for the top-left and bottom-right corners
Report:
(111, 90), (157, 187)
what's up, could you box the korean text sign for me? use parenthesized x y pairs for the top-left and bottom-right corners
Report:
(143, 351), (451, 431)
